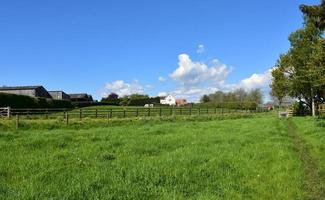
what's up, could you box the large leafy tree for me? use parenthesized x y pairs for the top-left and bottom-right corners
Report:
(271, 0), (325, 115)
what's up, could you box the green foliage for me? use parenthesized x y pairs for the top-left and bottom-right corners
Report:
(101, 93), (121, 105)
(102, 93), (161, 106)
(200, 95), (210, 103)
(270, 62), (288, 105)
(200, 89), (263, 109)
(0, 93), (73, 108)
(292, 101), (310, 116)
(300, 0), (325, 30)
(271, 1), (325, 112)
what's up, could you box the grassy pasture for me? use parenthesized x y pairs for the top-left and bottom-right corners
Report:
(0, 115), (324, 199)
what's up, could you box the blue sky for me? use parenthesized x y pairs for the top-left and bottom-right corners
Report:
(0, 0), (320, 102)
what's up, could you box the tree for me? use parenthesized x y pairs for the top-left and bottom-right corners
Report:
(200, 95), (210, 103)
(200, 89), (263, 109)
(270, 58), (288, 106)
(247, 89), (263, 105)
(107, 93), (119, 100)
(300, 0), (325, 29)
(271, 1), (325, 116)
(101, 92), (120, 105)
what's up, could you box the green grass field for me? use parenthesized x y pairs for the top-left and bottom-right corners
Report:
(0, 115), (324, 199)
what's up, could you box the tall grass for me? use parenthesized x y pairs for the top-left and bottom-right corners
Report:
(0, 116), (307, 199)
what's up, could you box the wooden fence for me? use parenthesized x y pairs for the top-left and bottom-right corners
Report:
(9, 107), (269, 119)
(0, 107), (10, 118)
(2, 107), (269, 128)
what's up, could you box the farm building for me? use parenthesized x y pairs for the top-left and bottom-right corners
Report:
(0, 86), (52, 98)
(69, 93), (93, 102)
(160, 95), (176, 106)
(48, 91), (70, 100)
(176, 99), (187, 106)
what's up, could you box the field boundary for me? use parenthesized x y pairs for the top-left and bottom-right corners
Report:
(287, 120), (324, 199)
(0, 112), (255, 130)
(9, 107), (268, 118)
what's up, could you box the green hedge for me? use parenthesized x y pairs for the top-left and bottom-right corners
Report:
(72, 101), (111, 108)
(0, 93), (74, 108)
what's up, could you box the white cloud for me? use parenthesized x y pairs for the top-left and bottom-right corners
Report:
(196, 44), (205, 54)
(158, 76), (166, 82)
(170, 54), (231, 86)
(162, 54), (272, 103)
(101, 80), (144, 97)
(237, 69), (272, 91)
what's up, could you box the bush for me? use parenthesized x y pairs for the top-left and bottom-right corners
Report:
(72, 101), (111, 108)
(292, 101), (309, 116)
(0, 93), (74, 108)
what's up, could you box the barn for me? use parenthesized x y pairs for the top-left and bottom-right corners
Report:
(48, 91), (70, 100)
(69, 93), (93, 102)
(0, 86), (52, 98)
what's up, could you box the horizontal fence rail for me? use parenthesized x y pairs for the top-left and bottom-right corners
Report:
(1, 107), (270, 129)
(9, 107), (269, 119)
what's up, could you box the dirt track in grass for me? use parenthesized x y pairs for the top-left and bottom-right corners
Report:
(287, 120), (324, 200)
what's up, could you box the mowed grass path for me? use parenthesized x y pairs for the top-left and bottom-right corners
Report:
(0, 116), (322, 199)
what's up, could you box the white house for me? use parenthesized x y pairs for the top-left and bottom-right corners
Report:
(160, 95), (176, 106)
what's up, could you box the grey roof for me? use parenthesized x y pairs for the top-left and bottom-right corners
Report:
(0, 86), (43, 90)
(69, 93), (89, 98)
(48, 91), (68, 94)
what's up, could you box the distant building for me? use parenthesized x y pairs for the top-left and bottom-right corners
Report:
(160, 95), (176, 106)
(0, 86), (52, 98)
(176, 99), (187, 106)
(69, 93), (93, 102)
(273, 96), (295, 108)
(48, 91), (70, 100)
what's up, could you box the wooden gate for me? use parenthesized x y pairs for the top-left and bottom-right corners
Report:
(0, 107), (10, 118)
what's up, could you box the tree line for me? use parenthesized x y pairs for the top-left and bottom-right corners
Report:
(101, 93), (161, 106)
(270, 1), (325, 115)
(200, 89), (263, 109)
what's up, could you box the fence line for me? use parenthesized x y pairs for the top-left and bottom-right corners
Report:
(3, 107), (270, 129)
(9, 107), (268, 118)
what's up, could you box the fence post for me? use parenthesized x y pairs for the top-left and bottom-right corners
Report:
(123, 109), (126, 118)
(136, 108), (139, 117)
(170, 108), (172, 116)
(7, 107), (11, 118)
(180, 108), (182, 115)
(110, 109), (113, 118)
(189, 108), (192, 116)
(159, 108), (162, 117)
(206, 108), (209, 115)
(107, 112), (109, 124)
(95, 109), (98, 118)
(45, 109), (49, 119)
(147, 108), (150, 117)
(66, 113), (69, 125)
(198, 108), (201, 115)
(16, 114), (19, 129)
